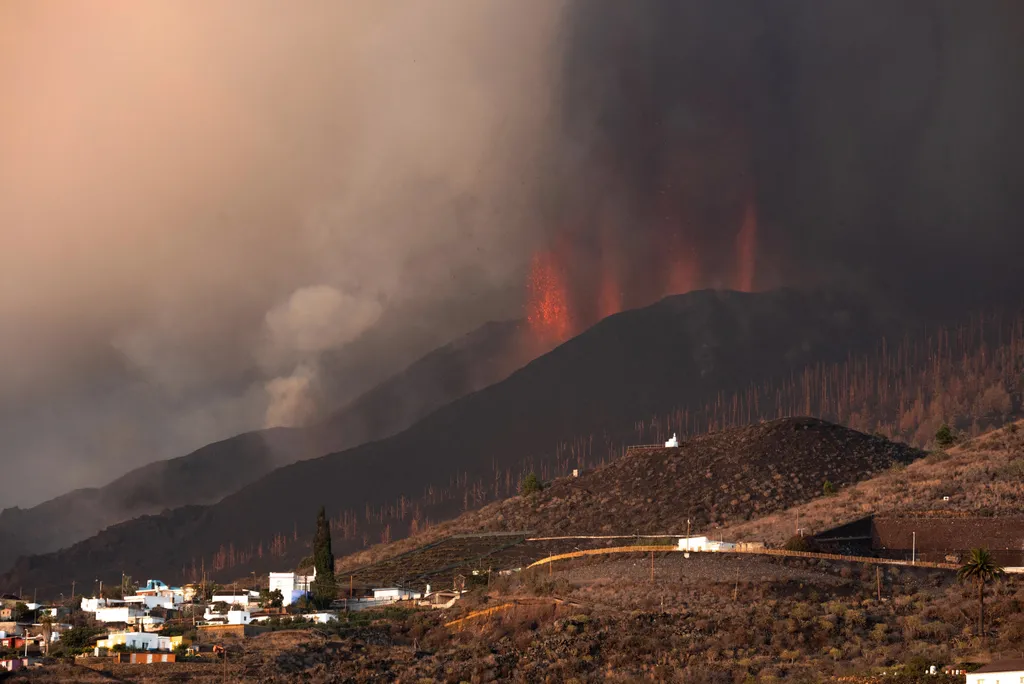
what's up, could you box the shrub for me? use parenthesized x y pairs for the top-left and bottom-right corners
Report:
(935, 424), (956, 448)
(259, 588), (284, 608)
(520, 473), (543, 496)
(822, 480), (837, 496)
(784, 535), (815, 552)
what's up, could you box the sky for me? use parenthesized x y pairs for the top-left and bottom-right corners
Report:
(0, 1), (563, 506)
(3, 1), (1024, 508)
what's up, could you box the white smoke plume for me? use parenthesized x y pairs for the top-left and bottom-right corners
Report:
(0, 1), (564, 506)
(261, 285), (383, 426)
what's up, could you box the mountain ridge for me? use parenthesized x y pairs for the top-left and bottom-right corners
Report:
(0, 317), (540, 572)
(0, 288), (904, 596)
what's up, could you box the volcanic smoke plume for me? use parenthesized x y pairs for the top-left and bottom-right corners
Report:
(525, 0), (1024, 342)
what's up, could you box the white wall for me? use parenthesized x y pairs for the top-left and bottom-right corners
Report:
(125, 595), (177, 610)
(211, 593), (255, 607)
(269, 572), (314, 606)
(80, 598), (106, 612)
(94, 607), (145, 623)
(227, 610), (251, 625)
(966, 668), (1024, 684)
(677, 536), (710, 551)
(124, 632), (160, 651)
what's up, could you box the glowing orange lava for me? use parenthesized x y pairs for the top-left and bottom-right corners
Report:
(734, 197), (757, 292)
(526, 249), (571, 342)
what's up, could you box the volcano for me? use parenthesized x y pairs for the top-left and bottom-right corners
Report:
(1, 288), (909, 596)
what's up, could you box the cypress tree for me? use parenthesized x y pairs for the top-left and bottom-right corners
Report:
(310, 506), (335, 607)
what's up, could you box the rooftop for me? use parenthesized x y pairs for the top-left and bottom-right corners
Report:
(973, 659), (1024, 674)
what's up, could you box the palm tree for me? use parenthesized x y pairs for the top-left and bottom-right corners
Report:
(957, 548), (1004, 637)
(39, 615), (53, 656)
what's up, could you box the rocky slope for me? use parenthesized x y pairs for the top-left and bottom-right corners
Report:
(724, 419), (1024, 546)
(453, 417), (924, 536)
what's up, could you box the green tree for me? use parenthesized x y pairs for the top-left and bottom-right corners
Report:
(822, 480), (837, 496)
(58, 625), (104, 655)
(310, 506), (336, 608)
(957, 547), (1004, 637)
(12, 602), (30, 622)
(259, 588), (284, 609)
(520, 472), (543, 496)
(935, 424), (956, 448)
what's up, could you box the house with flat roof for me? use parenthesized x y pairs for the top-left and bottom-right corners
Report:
(966, 659), (1024, 684)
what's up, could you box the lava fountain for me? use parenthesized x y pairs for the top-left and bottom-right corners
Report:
(526, 249), (572, 342)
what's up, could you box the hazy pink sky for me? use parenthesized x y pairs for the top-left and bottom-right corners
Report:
(0, 1), (563, 506)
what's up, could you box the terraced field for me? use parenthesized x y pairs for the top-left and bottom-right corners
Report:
(344, 533), (676, 591)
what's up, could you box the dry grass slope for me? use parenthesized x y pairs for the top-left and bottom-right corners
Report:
(724, 419), (1024, 546)
(337, 417), (921, 574)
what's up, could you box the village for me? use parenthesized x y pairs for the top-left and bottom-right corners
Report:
(0, 568), (467, 674)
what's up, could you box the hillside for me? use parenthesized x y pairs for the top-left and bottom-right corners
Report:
(335, 420), (1022, 591)
(332, 417), (923, 575)
(723, 418), (1024, 546)
(0, 318), (539, 573)
(429, 417), (923, 537)
(0, 289), (901, 596)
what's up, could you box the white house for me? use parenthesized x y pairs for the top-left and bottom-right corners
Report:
(80, 597), (108, 613)
(665, 434), (679, 447)
(677, 536), (710, 551)
(94, 606), (147, 624)
(268, 570), (316, 606)
(202, 608), (251, 625)
(124, 595), (177, 611)
(676, 536), (736, 552)
(211, 591), (258, 608)
(966, 659), (1024, 684)
(372, 588), (419, 602)
(227, 610), (251, 625)
(95, 631), (177, 653)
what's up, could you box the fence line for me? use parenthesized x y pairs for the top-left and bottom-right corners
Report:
(444, 598), (564, 630)
(525, 545), (960, 571)
(526, 545), (678, 568)
(526, 534), (686, 542)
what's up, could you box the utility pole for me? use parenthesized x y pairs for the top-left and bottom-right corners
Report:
(912, 531), (916, 565)
(686, 519), (691, 549)
(650, 550), (655, 583)
(349, 575), (353, 598)
(71, 580), (75, 601)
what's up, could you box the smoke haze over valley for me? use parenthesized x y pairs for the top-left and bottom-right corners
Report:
(3, 0), (1024, 508)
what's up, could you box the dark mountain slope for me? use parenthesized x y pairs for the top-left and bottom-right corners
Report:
(1, 288), (904, 595)
(447, 417), (924, 536)
(333, 417), (924, 586)
(0, 319), (539, 572)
